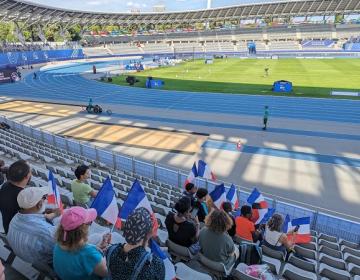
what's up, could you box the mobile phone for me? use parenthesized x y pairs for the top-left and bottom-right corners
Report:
(294, 225), (300, 232)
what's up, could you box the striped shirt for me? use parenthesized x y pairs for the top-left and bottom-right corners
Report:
(7, 213), (56, 265)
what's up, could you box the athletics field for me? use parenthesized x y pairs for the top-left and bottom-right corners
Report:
(111, 58), (360, 98)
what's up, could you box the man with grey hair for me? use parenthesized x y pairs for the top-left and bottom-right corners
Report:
(7, 187), (61, 266)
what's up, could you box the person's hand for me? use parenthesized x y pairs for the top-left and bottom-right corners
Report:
(44, 208), (61, 221)
(0, 260), (5, 280)
(191, 216), (200, 227)
(98, 233), (112, 251)
(103, 233), (112, 244)
(51, 208), (62, 217)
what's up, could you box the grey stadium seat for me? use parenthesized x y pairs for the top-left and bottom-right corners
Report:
(348, 263), (360, 275)
(339, 239), (359, 249)
(231, 263), (259, 280)
(319, 239), (340, 251)
(294, 245), (317, 260)
(319, 253), (346, 270)
(261, 244), (285, 261)
(319, 233), (338, 243)
(344, 252), (360, 266)
(166, 239), (194, 262)
(262, 254), (281, 275)
(319, 263), (351, 280)
(175, 262), (212, 280)
(298, 241), (317, 251)
(198, 253), (235, 278)
(341, 245), (360, 258)
(288, 254), (317, 273)
(282, 263), (317, 280)
(319, 245), (343, 259)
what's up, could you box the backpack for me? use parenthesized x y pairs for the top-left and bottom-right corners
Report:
(238, 243), (262, 265)
(105, 244), (153, 280)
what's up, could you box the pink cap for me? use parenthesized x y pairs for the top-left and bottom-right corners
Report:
(60, 206), (97, 231)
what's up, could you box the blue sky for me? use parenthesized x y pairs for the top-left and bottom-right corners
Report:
(28, 0), (277, 13)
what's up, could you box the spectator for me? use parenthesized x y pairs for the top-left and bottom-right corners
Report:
(182, 182), (197, 206)
(0, 160), (8, 185)
(222, 202), (236, 237)
(106, 207), (165, 280)
(71, 165), (97, 207)
(263, 214), (295, 252)
(165, 197), (200, 254)
(0, 122), (10, 130)
(7, 187), (60, 266)
(0, 260), (4, 280)
(193, 188), (209, 223)
(235, 205), (261, 242)
(199, 209), (238, 270)
(0, 160), (31, 233)
(53, 206), (110, 280)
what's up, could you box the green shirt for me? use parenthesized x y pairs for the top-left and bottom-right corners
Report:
(264, 109), (269, 119)
(199, 227), (236, 270)
(71, 180), (93, 204)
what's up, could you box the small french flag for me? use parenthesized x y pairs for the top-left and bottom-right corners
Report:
(149, 239), (176, 280)
(184, 162), (198, 188)
(284, 216), (311, 244)
(259, 208), (275, 225)
(90, 177), (121, 229)
(197, 160), (216, 181)
(209, 183), (227, 209)
(283, 214), (291, 233)
(120, 180), (158, 236)
(226, 184), (239, 209)
(247, 188), (269, 225)
(47, 171), (63, 212)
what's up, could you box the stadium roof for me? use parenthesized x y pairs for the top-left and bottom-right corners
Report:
(1, 0), (359, 26)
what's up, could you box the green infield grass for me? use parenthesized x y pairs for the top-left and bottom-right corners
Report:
(109, 58), (360, 98)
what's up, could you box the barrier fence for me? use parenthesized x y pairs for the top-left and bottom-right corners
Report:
(1, 115), (359, 243)
(0, 49), (85, 68)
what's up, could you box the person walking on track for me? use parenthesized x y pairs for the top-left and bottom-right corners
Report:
(263, 106), (269, 130)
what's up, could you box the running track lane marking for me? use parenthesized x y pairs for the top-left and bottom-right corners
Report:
(202, 139), (360, 167)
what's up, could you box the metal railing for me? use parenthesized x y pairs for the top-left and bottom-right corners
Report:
(1, 115), (359, 243)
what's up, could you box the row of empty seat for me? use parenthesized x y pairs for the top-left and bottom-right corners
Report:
(261, 231), (360, 280)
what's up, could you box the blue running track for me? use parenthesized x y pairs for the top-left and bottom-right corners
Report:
(0, 61), (359, 124)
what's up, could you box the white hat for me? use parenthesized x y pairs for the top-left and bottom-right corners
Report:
(17, 187), (48, 209)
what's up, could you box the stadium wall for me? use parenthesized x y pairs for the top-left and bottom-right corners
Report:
(0, 49), (84, 67)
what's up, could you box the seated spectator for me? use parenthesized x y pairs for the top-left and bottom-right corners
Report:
(235, 205), (261, 242)
(222, 202), (236, 237)
(0, 260), (4, 280)
(53, 207), (110, 280)
(165, 197), (200, 254)
(263, 214), (295, 252)
(106, 207), (165, 280)
(0, 160), (31, 233)
(182, 182), (197, 206)
(193, 188), (209, 223)
(0, 122), (10, 130)
(7, 187), (60, 266)
(0, 160), (8, 185)
(71, 165), (97, 207)
(199, 209), (238, 270)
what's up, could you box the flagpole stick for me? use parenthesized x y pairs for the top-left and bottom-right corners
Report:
(110, 224), (115, 233)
